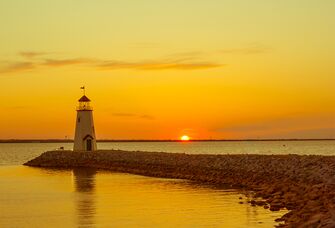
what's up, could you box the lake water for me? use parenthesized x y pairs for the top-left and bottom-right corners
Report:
(1, 141), (333, 227)
(1, 140), (334, 166)
(0, 166), (286, 228)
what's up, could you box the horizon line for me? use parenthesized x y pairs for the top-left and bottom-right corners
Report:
(0, 138), (334, 143)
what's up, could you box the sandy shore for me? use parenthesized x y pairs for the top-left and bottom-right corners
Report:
(24, 150), (335, 227)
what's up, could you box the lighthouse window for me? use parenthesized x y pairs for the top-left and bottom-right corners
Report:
(78, 117), (80, 123)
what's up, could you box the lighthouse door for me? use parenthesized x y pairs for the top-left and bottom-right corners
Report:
(86, 139), (92, 151)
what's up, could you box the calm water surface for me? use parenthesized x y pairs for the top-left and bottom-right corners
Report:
(0, 140), (334, 166)
(0, 166), (286, 228)
(1, 141), (332, 227)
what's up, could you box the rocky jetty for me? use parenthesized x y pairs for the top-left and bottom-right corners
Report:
(24, 150), (335, 227)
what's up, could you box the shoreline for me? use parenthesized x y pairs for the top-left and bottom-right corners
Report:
(24, 150), (335, 227)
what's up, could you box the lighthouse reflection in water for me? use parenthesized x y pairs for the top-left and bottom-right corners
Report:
(73, 168), (97, 227)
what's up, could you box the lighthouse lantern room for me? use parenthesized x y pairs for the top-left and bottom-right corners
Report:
(73, 88), (97, 151)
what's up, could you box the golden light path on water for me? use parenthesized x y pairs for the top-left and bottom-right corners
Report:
(0, 166), (287, 227)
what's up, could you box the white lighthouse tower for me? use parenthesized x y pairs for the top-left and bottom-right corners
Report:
(73, 89), (97, 151)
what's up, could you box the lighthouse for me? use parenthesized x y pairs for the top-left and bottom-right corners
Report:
(73, 90), (97, 151)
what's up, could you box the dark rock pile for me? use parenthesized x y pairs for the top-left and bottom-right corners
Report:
(24, 150), (335, 227)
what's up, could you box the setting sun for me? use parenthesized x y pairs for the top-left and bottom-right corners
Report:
(180, 135), (190, 141)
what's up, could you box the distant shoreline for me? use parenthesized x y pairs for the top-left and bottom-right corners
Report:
(0, 138), (334, 143)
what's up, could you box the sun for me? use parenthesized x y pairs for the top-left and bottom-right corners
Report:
(180, 135), (190, 141)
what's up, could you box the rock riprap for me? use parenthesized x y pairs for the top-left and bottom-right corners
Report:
(24, 150), (335, 227)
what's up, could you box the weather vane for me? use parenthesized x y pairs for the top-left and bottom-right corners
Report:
(80, 86), (85, 95)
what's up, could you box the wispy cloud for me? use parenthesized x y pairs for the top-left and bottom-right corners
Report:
(19, 51), (47, 59)
(0, 49), (231, 74)
(112, 113), (155, 120)
(2, 43), (269, 73)
(269, 127), (335, 139)
(97, 60), (222, 71)
(0, 62), (35, 73)
(214, 114), (335, 133)
(220, 43), (272, 55)
(165, 51), (206, 59)
(43, 58), (94, 66)
(0, 56), (223, 74)
(139, 114), (155, 120)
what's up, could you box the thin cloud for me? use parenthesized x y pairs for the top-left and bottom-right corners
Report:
(0, 62), (35, 73)
(166, 51), (206, 59)
(213, 113), (335, 133)
(220, 44), (272, 55)
(43, 58), (94, 66)
(268, 127), (335, 139)
(138, 114), (155, 120)
(97, 60), (222, 71)
(19, 51), (46, 59)
(112, 113), (155, 120)
(0, 51), (225, 74)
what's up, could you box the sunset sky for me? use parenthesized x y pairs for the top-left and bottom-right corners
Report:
(0, 0), (334, 139)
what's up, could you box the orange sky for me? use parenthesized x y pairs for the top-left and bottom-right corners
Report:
(0, 0), (334, 139)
